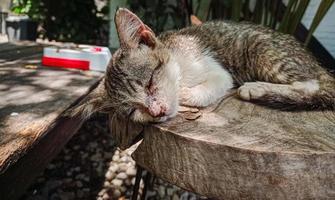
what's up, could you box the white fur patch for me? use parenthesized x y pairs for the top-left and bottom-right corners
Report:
(293, 80), (319, 94)
(158, 56), (180, 116)
(174, 47), (234, 107)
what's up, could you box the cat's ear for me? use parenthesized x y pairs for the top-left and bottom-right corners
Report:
(66, 79), (111, 119)
(115, 8), (156, 49)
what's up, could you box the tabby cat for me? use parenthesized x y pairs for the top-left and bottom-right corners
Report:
(72, 8), (335, 123)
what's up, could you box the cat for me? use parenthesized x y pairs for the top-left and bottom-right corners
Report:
(71, 8), (335, 123)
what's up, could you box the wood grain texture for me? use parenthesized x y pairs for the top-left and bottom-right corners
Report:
(110, 113), (143, 150)
(110, 95), (335, 199)
(0, 42), (102, 174)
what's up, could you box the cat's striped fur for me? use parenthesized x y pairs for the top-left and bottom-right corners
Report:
(72, 8), (335, 123)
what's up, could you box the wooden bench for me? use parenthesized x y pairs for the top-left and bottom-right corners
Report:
(110, 96), (335, 199)
(0, 42), (103, 199)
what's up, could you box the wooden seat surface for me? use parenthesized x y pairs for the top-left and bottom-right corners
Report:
(0, 42), (103, 199)
(110, 96), (335, 199)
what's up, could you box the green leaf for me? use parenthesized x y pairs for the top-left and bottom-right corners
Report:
(278, 0), (297, 33)
(253, 0), (264, 24)
(288, 0), (310, 34)
(196, 0), (212, 21)
(232, 0), (243, 21)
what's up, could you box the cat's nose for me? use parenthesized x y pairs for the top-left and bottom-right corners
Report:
(147, 102), (167, 118)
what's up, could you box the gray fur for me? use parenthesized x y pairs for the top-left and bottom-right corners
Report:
(71, 9), (335, 121)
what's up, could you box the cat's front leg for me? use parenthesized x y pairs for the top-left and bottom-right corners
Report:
(179, 75), (233, 107)
(237, 81), (321, 108)
(179, 86), (208, 107)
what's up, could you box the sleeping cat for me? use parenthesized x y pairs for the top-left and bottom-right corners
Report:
(72, 8), (335, 123)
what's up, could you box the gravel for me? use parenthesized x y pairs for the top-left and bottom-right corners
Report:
(22, 114), (207, 200)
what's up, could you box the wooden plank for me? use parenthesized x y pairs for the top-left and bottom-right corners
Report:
(0, 55), (102, 172)
(0, 43), (103, 199)
(0, 81), (100, 200)
(0, 42), (44, 62)
(110, 95), (335, 199)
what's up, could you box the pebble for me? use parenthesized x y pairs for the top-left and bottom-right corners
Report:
(83, 176), (90, 182)
(10, 112), (19, 116)
(103, 181), (111, 188)
(75, 174), (85, 180)
(111, 179), (123, 187)
(109, 164), (119, 173)
(89, 142), (98, 148)
(59, 192), (75, 200)
(98, 189), (107, 196)
(158, 185), (166, 198)
(112, 189), (121, 198)
(120, 156), (129, 162)
(131, 177), (136, 185)
(116, 172), (127, 180)
(167, 187), (174, 196)
(118, 163), (128, 172)
(22, 116), (204, 200)
(47, 164), (55, 170)
(90, 153), (102, 161)
(96, 163), (104, 176)
(126, 167), (137, 176)
(76, 181), (83, 188)
(73, 145), (80, 150)
(120, 186), (127, 193)
(172, 194), (180, 200)
(81, 152), (88, 159)
(124, 179), (132, 186)
(105, 171), (115, 180)
(64, 155), (71, 160)
(102, 193), (109, 200)
(77, 190), (84, 198)
(82, 188), (90, 193)
(112, 154), (120, 162)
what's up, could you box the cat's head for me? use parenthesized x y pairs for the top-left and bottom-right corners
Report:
(71, 8), (180, 123)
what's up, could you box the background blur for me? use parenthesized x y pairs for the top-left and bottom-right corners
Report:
(0, 1), (334, 200)
(0, 0), (334, 67)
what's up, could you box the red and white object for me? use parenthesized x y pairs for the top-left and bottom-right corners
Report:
(42, 45), (112, 72)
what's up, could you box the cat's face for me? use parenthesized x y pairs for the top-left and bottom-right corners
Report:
(104, 8), (180, 123)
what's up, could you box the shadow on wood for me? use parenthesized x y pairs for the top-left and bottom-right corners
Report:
(109, 95), (335, 199)
(0, 42), (103, 199)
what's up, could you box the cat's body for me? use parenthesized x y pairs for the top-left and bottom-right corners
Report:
(159, 21), (334, 107)
(73, 8), (335, 123)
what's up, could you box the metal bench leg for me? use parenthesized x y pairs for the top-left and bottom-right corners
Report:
(140, 170), (153, 200)
(132, 165), (143, 200)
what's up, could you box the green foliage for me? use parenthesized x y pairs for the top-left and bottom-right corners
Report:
(128, 0), (334, 46)
(10, 0), (333, 46)
(11, 0), (43, 21)
(11, 0), (109, 45)
(129, 0), (189, 33)
(40, 0), (108, 44)
(192, 0), (334, 45)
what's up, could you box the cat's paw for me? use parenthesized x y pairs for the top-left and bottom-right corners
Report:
(238, 82), (269, 101)
(179, 86), (219, 107)
(179, 87), (196, 106)
(179, 87), (207, 107)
